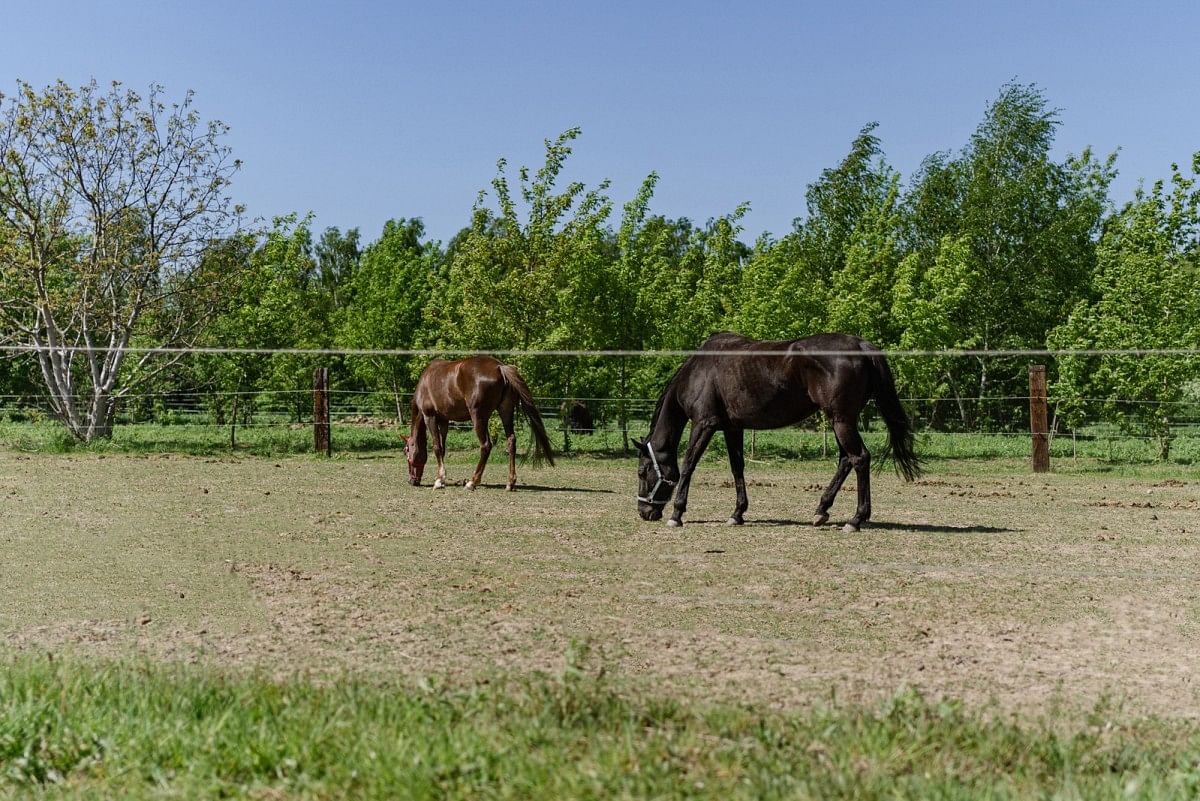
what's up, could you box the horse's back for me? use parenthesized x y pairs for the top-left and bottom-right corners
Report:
(697, 331), (873, 355)
(680, 332), (875, 427)
(414, 356), (507, 421)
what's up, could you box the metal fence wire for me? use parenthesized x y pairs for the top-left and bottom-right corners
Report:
(0, 347), (1198, 461)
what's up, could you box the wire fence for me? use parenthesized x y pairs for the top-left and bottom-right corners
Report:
(1, 346), (1198, 462)
(2, 387), (1197, 464)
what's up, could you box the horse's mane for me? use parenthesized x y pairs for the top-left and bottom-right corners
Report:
(648, 361), (686, 434)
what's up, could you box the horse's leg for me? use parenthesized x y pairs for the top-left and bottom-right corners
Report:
(814, 444), (851, 527)
(832, 419), (871, 532)
(499, 402), (517, 491)
(465, 410), (493, 490)
(430, 414), (448, 488)
(725, 427), (748, 525)
(668, 422), (716, 528)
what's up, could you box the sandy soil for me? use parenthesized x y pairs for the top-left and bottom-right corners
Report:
(3, 451), (1199, 718)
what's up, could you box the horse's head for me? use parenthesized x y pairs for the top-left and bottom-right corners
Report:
(635, 438), (677, 520)
(401, 433), (426, 486)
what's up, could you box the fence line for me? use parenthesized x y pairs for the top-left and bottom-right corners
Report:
(4, 395), (1195, 430)
(1, 389), (1198, 408)
(2, 415), (1189, 445)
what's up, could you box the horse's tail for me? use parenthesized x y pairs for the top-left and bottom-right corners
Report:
(864, 345), (922, 482)
(498, 363), (556, 467)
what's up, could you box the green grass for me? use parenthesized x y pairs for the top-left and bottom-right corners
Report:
(0, 418), (1198, 464)
(0, 420), (399, 457)
(4, 655), (1200, 800)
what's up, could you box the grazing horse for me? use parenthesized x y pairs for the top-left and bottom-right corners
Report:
(403, 356), (554, 490)
(635, 333), (921, 531)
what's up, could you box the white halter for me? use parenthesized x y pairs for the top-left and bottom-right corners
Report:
(637, 444), (676, 506)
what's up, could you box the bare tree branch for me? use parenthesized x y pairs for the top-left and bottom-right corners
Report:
(0, 79), (244, 441)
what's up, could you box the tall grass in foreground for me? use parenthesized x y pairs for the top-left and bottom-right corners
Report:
(3, 656), (1200, 800)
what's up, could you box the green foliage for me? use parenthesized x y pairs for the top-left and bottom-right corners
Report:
(1051, 158), (1200, 457)
(732, 232), (825, 340)
(895, 83), (1115, 427)
(423, 129), (748, 402)
(733, 123), (902, 345)
(891, 237), (981, 424)
(826, 173), (904, 344)
(193, 216), (321, 421)
(798, 122), (897, 283)
(427, 129), (606, 354)
(315, 225), (361, 311)
(337, 218), (439, 409)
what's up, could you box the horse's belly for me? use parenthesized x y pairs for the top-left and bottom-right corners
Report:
(726, 396), (817, 429)
(415, 397), (472, 422)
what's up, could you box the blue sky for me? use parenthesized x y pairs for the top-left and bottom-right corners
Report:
(4, 1), (1196, 245)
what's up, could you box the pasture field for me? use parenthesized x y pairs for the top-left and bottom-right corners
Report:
(2, 445), (1200, 797)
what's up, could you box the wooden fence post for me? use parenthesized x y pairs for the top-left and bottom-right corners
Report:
(1029, 364), (1049, 473)
(313, 367), (331, 457)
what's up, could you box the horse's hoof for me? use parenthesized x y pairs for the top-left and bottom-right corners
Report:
(505, 484), (515, 492)
(727, 516), (743, 526)
(465, 480), (476, 491)
(843, 522), (859, 533)
(813, 513), (829, 527)
(433, 479), (446, 489)
(666, 518), (682, 528)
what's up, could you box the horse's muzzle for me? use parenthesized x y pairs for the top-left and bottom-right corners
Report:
(639, 504), (663, 521)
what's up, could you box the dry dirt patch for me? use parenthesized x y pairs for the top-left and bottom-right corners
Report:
(3, 452), (1200, 717)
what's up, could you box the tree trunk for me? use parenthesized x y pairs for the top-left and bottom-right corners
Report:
(976, 354), (989, 431)
(945, 369), (968, 429)
(391, 375), (404, 424)
(34, 347), (124, 443)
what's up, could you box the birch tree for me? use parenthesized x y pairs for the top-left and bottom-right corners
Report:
(0, 80), (242, 441)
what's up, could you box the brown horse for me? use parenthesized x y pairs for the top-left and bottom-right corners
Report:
(402, 356), (555, 490)
(636, 333), (921, 531)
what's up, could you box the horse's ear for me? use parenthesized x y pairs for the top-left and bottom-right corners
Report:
(633, 438), (647, 454)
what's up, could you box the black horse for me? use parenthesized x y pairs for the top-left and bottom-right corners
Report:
(635, 333), (921, 531)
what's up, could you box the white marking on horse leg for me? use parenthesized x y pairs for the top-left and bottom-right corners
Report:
(666, 518), (682, 528)
(433, 478), (446, 489)
(465, 480), (476, 490)
(727, 516), (743, 526)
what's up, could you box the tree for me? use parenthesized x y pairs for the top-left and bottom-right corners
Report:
(337, 218), (439, 417)
(424, 128), (620, 397)
(796, 123), (896, 285)
(732, 232), (826, 340)
(0, 80), (242, 441)
(612, 208), (703, 406)
(825, 173), (904, 345)
(733, 124), (898, 345)
(1050, 157), (1200, 458)
(193, 215), (318, 427)
(315, 226), (360, 311)
(677, 207), (751, 346)
(890, 236), (980, 427)
(896, 83), (1114, 427)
